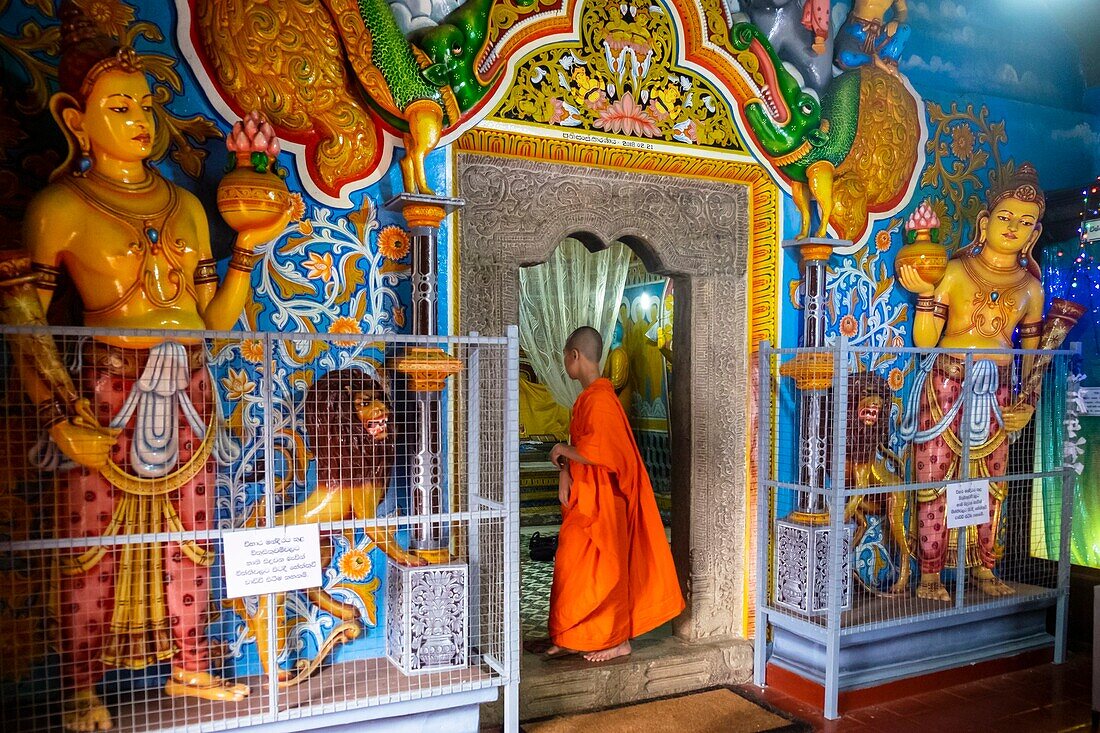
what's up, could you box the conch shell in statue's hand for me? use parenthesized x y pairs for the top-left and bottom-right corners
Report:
(217, 110), (305, 247)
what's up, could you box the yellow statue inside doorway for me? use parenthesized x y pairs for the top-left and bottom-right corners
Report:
(15, 5), (294, 729)
(896, 164), (1045, 603)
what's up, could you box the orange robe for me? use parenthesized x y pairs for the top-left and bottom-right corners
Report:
(548, 377), (684, 651)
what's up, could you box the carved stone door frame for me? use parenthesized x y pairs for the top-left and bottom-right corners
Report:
(456, 152), (759, 642)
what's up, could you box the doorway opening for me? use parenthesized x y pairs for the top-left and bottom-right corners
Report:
(516, 237), (675, 644)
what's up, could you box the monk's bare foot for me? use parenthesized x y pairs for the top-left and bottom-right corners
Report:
(973, 568), (1015, 597)
(63, 689), (112, 732)
(916, 573), (951, 602)
(164, 668), (250, 701)
(544, 644), (580, 658)
(583, 640), (631, 662)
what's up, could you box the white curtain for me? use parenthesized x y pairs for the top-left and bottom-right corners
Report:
(519, 238), (631, 409)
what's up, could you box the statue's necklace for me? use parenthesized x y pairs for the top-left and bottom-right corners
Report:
(962, 258), (1027, 304)
(62, 173), (192, 311)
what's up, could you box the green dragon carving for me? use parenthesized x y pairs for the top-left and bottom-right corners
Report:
(410, 0), (508, 113)
(730, 22), (921, 242)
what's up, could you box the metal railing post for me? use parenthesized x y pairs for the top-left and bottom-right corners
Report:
(824, 336), (849, 720)
(1055, 345), (1081, 663)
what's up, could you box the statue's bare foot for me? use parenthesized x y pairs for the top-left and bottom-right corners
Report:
(63, 689), (113, 732)
(973, 569), (1015, 597)
(916, 575), (951, 602)
(583, 640), (631, 662)
(888, 566), (911, 595)
(164, 668), (250, 701)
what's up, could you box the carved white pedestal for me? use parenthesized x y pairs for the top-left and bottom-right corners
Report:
(774, 518), (852, 615)
(386, 560), (469, 675)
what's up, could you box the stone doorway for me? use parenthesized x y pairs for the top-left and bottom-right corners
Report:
(457, 153), (757, 719)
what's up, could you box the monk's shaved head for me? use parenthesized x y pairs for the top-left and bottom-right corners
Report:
(565, 326), (602, 364)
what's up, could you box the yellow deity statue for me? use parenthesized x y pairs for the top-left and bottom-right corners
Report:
(896, 164), (1046, 603)
(13, 4), (294, 730)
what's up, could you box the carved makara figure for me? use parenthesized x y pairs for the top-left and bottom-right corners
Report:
(897, 164), (1046, 603)
(15, 3), (293, 729)
(730, 22), (921, 242)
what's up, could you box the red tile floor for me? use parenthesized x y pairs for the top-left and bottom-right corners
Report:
(735, 652), (1094, 732)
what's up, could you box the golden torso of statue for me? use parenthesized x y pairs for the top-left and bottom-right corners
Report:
(900, 195), (1046, 368)
(45, 172), (209, 337)
(936, 256), (1043, 360)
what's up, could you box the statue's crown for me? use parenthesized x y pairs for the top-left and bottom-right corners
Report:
(58, 0), (144, 101)
(988, 162), (1045, 218)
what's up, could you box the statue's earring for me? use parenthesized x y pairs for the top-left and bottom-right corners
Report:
(76, 137), (92, 176)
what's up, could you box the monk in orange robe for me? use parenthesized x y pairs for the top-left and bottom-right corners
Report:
(546, 326), (684, 661)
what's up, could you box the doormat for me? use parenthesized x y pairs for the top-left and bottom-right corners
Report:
(521, 687), (810, 733)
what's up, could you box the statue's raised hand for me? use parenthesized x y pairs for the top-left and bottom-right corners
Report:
(897, 263), (935, 296)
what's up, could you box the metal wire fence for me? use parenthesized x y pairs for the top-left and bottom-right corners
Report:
(0, 325), (519, 732)
(754, 342), (1077, 718)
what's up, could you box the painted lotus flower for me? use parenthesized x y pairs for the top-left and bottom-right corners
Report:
(604, 36), (652, 61)
(221, 368), (255, 401)
(303, 249), (332, 280)
(338, 549), (372, 582)
(875, 229), (892, 252)
(330, 316), (362, 346)
(377, 226), (410, 261)
(548, 98), (570, 125)
(303, 251), (335, 281)
(239, 339), (265, 364)
(888, 368), (904, 392)
(840, 314), (859, 337)
(593, 92), (661, 138)
(950, 124), (975, 161)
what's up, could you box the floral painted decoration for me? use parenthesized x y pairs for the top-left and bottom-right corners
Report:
(376, 226), (411, 261)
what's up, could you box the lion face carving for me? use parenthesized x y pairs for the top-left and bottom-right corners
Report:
(845, 371), (892, 467)
(305, 368), (393, 489)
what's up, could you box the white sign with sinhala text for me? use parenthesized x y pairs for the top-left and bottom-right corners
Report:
(223, 524), (323, 599)
(947, 479), (991, 529)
